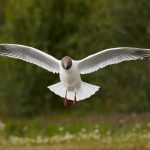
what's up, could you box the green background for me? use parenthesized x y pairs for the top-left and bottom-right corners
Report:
(0, 0), (150, 116)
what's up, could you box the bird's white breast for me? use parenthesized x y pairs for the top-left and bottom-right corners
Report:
(59, 61), (81, 91)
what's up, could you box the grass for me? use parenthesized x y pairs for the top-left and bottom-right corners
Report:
(0, 113), (150, 149)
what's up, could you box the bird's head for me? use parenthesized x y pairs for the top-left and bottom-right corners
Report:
(61, 56), (72, 70)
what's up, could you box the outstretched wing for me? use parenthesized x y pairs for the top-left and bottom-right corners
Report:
(77, 47), (150, 74)
(0, 44), (60, 73)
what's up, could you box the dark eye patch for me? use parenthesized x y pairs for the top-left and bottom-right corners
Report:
(66, 62), (72, 69)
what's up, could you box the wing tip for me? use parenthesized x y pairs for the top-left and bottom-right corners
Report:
(0, 45), (10, 53)
(135, 50), (150, 59)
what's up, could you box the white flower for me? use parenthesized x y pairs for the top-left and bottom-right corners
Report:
(135, 123), (140, 128)
(81, 128), (86, 133)
(58, 126), (64, 132)
(0, 121), (5, 130)
(94, 129), (99, 134)
(147, 122), (150, 127)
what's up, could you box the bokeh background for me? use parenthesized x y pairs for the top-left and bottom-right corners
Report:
(0, 0), (150, 116)
(0, 0), (150, 149)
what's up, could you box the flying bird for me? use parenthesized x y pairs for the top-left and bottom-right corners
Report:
(0, 44), (150, 106)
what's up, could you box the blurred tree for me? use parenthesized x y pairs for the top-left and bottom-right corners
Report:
(0, 0), (150, 116)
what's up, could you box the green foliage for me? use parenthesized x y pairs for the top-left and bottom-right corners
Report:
(0, 0), (150, 116)
(0, 114), (150, 148)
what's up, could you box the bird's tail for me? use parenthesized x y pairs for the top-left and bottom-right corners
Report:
(48, 82), (100, 101)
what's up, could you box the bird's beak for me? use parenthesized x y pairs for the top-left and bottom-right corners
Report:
(62, 62), (67, 70)
(64, 63), (68, 70)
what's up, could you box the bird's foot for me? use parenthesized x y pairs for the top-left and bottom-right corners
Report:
(64, 91), (68, 107)
(73, 92), (77, 106)
(64, 96), (68, 107)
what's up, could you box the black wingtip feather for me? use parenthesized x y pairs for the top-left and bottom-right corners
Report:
(135, 50), (150, 59)
(0, 46), (10, 54)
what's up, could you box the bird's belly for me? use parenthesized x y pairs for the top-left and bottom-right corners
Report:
(60, 71), (81, 91)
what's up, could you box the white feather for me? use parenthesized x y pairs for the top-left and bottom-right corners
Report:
(0, 44), (60, 73)
(1, 45), (150, 101)
(77, 47), (150, 74)
(48, 82), (100, 101)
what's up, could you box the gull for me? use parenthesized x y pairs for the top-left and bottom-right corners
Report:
(0, 44), (150, 106)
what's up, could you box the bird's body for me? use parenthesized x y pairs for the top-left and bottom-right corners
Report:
(59, 60), (81, 91)
(0, 44), (150, 106)
(49, 59), (99, 102)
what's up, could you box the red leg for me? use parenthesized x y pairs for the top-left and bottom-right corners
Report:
(73, 92), (77, 106)
(64, 91), (68, 107)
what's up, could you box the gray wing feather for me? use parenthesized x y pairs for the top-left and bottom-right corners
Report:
(0, 44), (60, 73)
(77, 47), (150, 74)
